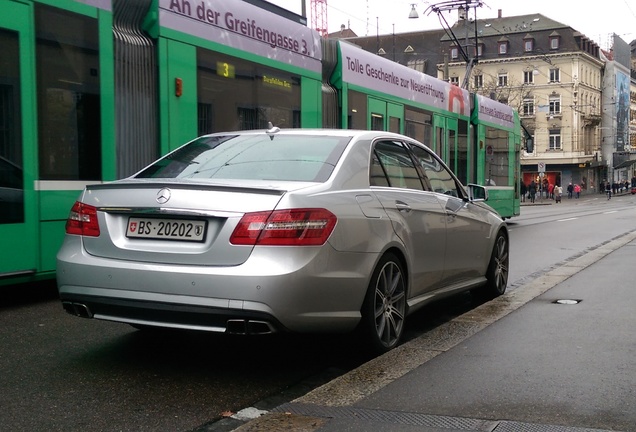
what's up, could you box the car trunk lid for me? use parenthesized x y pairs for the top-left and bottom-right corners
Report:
(77, 179), (311, 266)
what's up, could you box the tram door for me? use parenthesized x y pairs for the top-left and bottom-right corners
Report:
(0, 3), (38, 279)
(432, 116), (458, 166)
(368, 98), (403, 133)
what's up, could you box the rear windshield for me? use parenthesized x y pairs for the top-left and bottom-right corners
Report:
(135, 134), (351, 182)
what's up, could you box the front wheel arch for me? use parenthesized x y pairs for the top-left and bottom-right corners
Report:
(480, 229), (509, 298)
(358, 252), (408, 354)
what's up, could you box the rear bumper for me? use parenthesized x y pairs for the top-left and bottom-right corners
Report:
(57, 237), (377, 334)
(61, 293), (280, 334)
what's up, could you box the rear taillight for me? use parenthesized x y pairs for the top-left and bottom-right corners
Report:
(230, 208), (337, 246)
(65, 201), (100, 237)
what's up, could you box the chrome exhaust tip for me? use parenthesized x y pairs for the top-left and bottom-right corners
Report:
(62, 301), (93, 318)
(226, 319), (275, 335)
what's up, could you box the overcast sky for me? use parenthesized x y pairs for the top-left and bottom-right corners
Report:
(266, 0), (636, 49)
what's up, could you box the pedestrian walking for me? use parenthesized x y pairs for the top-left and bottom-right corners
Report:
(574, 183), (581, 199)
(520, 182), (527, 202)
(567, 183), (573, 199)
(554, 184), (562, 203)
(529, 180), (536, 203)
(606, 181), (612, 199)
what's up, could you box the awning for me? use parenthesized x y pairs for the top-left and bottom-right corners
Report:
(613, 152), (636, 169)
(613, 159), (636, 169)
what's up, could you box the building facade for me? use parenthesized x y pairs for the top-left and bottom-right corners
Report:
(441, 11), (605, 193)
(344, 9), (635, 194)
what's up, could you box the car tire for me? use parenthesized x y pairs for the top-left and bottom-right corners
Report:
(481, 230), (509, 298)
(359, 253), (407, 354)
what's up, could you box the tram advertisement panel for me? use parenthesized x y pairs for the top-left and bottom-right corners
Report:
(475, 93), (515, 130)
(338, 41), (469, 117)
(159, 0), (322, 73)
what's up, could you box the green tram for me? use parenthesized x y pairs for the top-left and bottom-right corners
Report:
(0, 0), (322, 286)
(322, 39), (521, 220)
(0, 0), (520, 287)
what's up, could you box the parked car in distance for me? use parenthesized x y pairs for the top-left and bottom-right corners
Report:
(57, 127), (509, 353)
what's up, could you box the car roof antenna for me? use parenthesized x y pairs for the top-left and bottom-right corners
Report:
(266, 121), (280, 140)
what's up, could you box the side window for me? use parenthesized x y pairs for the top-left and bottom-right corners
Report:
(371, 141), (423, 190)
(409, 144), (459, 197)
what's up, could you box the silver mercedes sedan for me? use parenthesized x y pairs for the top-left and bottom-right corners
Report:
(57, 128), (508, 353)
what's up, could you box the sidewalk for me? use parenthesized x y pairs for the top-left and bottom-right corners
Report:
(233, 231), (636, 432)
(522, 188), (634, 206)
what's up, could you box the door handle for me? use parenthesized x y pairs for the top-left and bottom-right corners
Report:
(395, 202), (412, 213)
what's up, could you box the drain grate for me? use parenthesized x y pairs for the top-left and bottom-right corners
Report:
(273, 402), (620, 432)
(274, 402), (495, 430)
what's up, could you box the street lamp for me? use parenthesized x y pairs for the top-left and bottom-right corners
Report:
(408, 4), (419, 19)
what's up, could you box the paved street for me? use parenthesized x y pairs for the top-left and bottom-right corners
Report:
(229, 204), (636, 432)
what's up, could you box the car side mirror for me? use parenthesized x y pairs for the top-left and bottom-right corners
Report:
(467, 183), (488, 202)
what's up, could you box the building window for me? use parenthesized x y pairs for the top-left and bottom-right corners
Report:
(549, 95), (561, 114)
(498, 42), (508, 54)
(407, 59), (425, 73)
(549, 129), (561, 150)
(524, 39), (533, 52)
(550, 36), (560, 50)
(450, 76), (459, 86)
(523, 70), (534, 84)
(549, 68), (560, 82)
(475, 44), (483, 57)
(474, 74), (483, 88)
(522, 98), (534, 116)
(450, 47), (459, 59)
(498, 73), (508, 87)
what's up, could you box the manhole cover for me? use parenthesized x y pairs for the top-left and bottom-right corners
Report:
(554, 299), (581, 305)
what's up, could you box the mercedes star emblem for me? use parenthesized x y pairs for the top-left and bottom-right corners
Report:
(156, 188), (171, 204)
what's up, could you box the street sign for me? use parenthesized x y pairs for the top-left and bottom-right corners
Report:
(538, 161), (545, 173)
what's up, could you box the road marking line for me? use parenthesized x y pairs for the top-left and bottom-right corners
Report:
(557, 217), (578, 222)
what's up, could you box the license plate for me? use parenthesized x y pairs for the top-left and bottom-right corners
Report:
(126, 217), (207, 242)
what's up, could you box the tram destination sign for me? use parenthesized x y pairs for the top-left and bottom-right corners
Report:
(159, 0), (322, 73)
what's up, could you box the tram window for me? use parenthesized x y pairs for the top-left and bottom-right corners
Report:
(0, 30), (24, 224)
(35, 5), (101, 181)
(347, 90), (367, 130)
(446, 128), (455, 164)
(371, 114), (384, 131)
(197, 49), (301, 134)
(485, 126), (510, 186)
(405, 107), (432, 148)
(435, 126), (444, 159)
(455, 119), (469, 185)
(389, 116), (400, 133)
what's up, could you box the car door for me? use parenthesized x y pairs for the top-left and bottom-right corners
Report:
(408, 142), (493, 286)
(369, 139), (447, 299)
